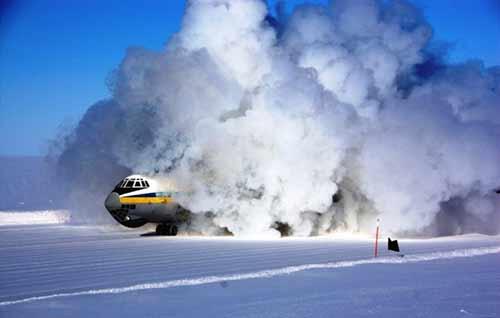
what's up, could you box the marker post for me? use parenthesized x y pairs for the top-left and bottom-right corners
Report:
(374, 218), (380, 258)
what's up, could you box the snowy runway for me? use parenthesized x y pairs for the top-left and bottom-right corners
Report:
(1, 224), (499, 317)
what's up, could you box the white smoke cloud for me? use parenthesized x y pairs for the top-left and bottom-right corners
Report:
(57, 0), (500, 237)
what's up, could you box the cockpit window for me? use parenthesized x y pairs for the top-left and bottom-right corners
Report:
(114, 177), (150, 194)
(133, 180), (142, 188)
(124, 179), (133, 188)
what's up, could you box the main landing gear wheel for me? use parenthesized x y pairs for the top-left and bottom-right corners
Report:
(156, 223), (178, 236)
(168, 224), (178, 236)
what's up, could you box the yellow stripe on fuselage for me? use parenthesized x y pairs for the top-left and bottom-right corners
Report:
(120, 196), (174, 204)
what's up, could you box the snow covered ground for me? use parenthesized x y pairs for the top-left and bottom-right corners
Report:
(0, 210), (70, 226)
(0, 212), (499, 317)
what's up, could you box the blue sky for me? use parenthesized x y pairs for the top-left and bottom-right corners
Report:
(1, 0), (499, 156)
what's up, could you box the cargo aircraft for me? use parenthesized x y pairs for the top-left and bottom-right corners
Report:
(104, 175), (189, 235)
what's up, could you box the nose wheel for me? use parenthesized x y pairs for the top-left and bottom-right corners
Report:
(156, 223), (178, 236)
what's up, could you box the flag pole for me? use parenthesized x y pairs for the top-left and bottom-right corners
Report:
(374, 218), (380, 257)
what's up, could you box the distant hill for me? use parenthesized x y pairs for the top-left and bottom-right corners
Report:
(0, 156), (66, 210)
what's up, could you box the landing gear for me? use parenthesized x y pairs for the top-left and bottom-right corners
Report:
(156, 223), (178, 236)
(169, 224), (178, 236)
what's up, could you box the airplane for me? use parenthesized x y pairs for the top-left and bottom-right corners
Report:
(104, 175), (190, 236)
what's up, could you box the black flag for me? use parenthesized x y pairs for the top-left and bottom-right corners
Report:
(388, 237), (400, 252)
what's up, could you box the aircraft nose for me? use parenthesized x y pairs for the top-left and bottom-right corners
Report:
(104, 192), (121, 212)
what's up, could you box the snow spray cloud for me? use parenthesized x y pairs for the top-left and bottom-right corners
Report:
(56, 0), (500, 237)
